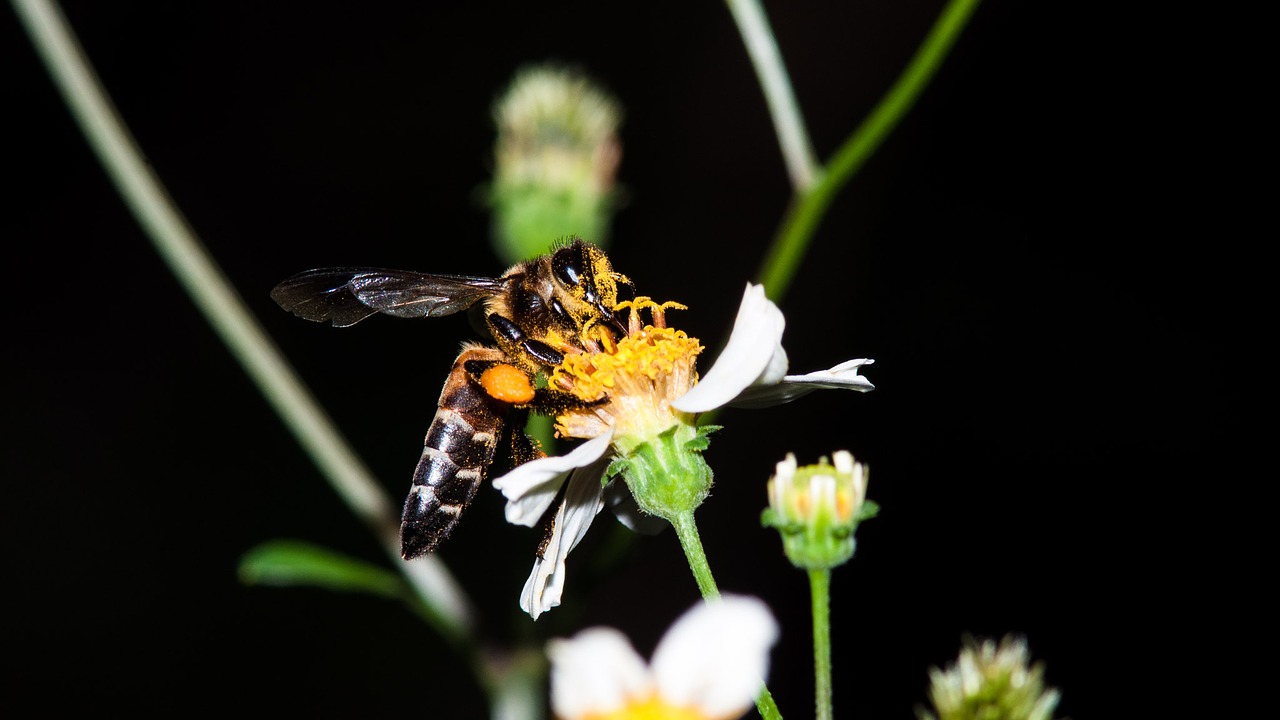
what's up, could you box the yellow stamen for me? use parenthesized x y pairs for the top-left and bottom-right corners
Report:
(552, 326), (702, 402)
(550, 298), (702, 442)
(615, 297), (687, 334)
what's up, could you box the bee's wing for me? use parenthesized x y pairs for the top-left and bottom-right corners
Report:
(271, 268), (506, 327)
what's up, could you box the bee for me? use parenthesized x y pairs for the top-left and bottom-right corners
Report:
(270, 238), (632, 559)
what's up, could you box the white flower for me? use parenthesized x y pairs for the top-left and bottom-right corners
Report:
(547, 596), (779, 720)
(492, 283), (875, 619)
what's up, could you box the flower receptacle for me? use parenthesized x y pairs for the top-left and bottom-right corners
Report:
(610, 421), (714, 522)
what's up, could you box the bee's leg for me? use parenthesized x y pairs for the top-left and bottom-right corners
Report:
(535, 482), (569, 560)
(526, 385), (608, 415)
(462, 355), (538, 406)
(460, 355), (547, 466)
(500, 407), (548, 470)
(488, 313), (566, 366)
(401, 345), (511, 559)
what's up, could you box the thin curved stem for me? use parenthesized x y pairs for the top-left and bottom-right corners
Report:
(11, 0), (481, 657)
(755, 0), (983, 301)
(725, 0), (821, 192)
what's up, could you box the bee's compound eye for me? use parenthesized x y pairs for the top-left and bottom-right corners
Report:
(552, 248), (583, 287)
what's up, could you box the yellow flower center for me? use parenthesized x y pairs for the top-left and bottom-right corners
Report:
(551, 298), (703, 442)
(553, 326), (701, 402)
(574, 694), (709, 720)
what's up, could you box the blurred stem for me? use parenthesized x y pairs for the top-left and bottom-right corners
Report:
(10, 3), (539, 718)
(809, 568), (833, 720)
(489, 648), (549, 720)
(671, 512), (783, 720)
(725, 0), (820, 192)
(754, 0), (983, 301)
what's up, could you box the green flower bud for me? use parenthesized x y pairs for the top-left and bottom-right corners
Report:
(762, 451), (874, 569)
(917, 636), (1062, 720)
(487, 64), (622, 262)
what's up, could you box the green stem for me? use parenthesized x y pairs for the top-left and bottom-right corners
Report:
(671, 512), (783, 720)
(670, 512), (721, 600)
(724, 0), (821, 191)
(755, 0), (983, 301)
(809, 568), (833, 720)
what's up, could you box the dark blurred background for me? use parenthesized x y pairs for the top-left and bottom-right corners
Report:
(4, 2), (1239, 717)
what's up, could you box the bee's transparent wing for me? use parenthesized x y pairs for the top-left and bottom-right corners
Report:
(271, 268), (506, 327)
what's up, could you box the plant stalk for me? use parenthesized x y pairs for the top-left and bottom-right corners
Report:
(810, 568), (833, 720)
(755, 0), (984, 301)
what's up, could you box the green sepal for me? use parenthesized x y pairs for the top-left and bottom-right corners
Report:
(761, 507), (801, 531)
(614, 424), (713, 521)
(684, 424), (722, 452)
(855, 499), (880, 524)
(603, 454), (632, 485)
(761, 508), (777, 528)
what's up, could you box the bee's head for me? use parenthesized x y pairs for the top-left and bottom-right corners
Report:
(551, 238), (631, 338)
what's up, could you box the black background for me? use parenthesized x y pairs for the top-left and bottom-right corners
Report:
(4, 2), (1243, 717)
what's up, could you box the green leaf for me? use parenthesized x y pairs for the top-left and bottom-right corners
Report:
(238, 539), (410, 601)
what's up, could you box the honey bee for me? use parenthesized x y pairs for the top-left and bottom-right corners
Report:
(270, 238), (632, 559)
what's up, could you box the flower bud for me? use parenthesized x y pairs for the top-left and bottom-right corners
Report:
(488, 64), (622, 262)
(762, 450), (874, 569)
(917, 636), (1061, 720)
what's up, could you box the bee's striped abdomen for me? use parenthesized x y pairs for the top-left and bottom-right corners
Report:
(400, 347), (508, 559)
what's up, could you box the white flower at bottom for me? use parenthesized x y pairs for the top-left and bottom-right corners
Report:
(548, 596), (779, 720)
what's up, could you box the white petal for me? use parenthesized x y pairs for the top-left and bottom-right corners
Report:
(833, 450), (855, 476)
(518, 458), (608, 619)
(768, 453), (797, 511)
(491, 432), (614, 527)
(548, 628), (652, 719)
(605, 479), (669, 535)
(810, 473), (837, 515)
(728, 357), (875, 409)
(774, 453), (798, 481)
(672, 283), (787, 414)
(650, 596), (779, 717)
